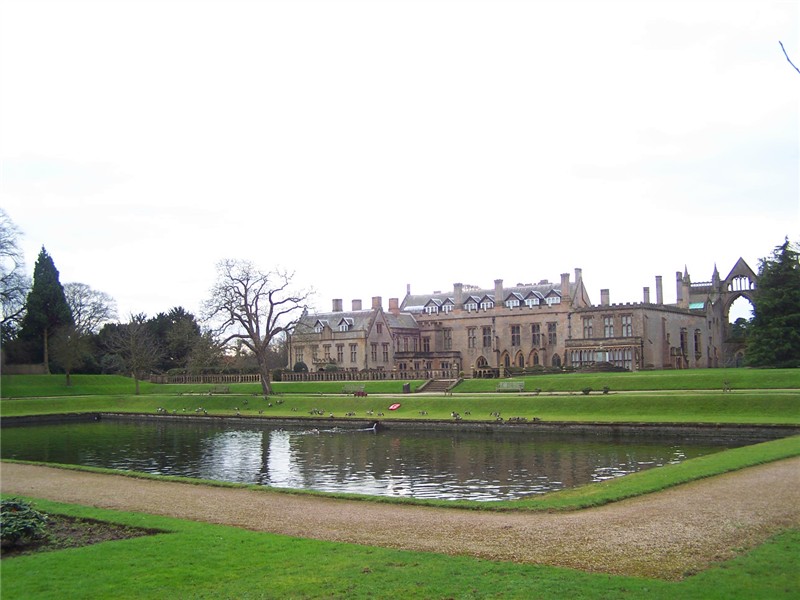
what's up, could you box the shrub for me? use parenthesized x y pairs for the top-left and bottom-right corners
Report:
(1, 498), (48, 547)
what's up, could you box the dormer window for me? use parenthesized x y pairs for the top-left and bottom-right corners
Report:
(464, 301), (478, 312)
(505, 292), (523, 308)
(314, 320), (328, 333)
(424, 299), (442, 315)
(338, 318), (353, 331)
(525, 298), (539, 307)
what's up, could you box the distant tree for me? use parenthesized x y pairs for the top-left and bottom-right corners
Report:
(50, 324), (90, 386)
(203, 260), (311, 395)
(0, 209), (30, 345)
(63, 282), (118, 335)
(104, 313), (163, 394)
(185, 331), (226, 374)
(747, 238), (800, 367)
(16, 247), (73, 371)
(147, 307), (202, 372)
(729, 317), (750, 340)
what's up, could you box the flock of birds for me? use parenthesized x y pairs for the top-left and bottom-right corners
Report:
(155, 403), (537, 422)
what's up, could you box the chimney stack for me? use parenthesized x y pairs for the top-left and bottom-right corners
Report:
(454, 283), (464, 308)
(372, 296), (382, 310)
(494, 279), (503, 306)
(388, 298), (400, 315)
(332, 299), (343, 312)
(655, 276), (663, 304)
(560, 273), (570, 300)
(600, 289), (610, 306)
(643, 287), (651, 303)
(352, 299), (362, 311)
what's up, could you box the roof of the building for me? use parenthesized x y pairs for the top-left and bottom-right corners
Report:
(402, 282), (573, 312)
(295, 306), (418, 334)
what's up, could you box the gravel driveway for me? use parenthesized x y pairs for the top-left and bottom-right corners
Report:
(2, 458), (798, 580)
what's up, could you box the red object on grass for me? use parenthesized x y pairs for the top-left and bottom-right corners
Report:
(388, 403), (401, 411)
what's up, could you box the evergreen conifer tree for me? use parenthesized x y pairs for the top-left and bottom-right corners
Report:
(18, 247), (73, 371)
(747, 238), (800, 367)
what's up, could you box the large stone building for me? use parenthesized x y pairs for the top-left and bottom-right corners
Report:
(287, 260), (757, 377)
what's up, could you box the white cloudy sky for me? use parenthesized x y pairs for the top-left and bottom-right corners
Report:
(1, 0), (797, 324)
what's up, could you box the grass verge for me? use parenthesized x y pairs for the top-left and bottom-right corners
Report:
(1, 497), (798, 599)
(2, 390), (799, 424)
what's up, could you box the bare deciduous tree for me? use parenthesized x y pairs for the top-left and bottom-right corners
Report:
(64, 282), (118, 334)
(0, 209), (30, 343)
(104, 313), (163, 395)
(50, 324), (90, 386)
(203, 260), (311, 395)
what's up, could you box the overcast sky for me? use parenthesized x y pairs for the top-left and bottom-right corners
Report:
(1, 0), (797, 325)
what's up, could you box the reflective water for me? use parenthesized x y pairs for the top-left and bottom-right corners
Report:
(1, 420), (748, 501)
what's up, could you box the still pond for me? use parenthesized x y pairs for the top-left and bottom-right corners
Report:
(1, 419), (762, 501)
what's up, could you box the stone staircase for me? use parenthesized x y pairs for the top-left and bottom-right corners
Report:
(419, 379), (460, 394)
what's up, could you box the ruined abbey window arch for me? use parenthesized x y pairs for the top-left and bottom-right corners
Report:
(727, 275), (756, 292)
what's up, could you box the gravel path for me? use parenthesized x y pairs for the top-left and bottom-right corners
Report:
(2, 459), (799, 580)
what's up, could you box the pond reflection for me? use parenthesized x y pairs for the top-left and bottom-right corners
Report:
(1, 420), (750, 501)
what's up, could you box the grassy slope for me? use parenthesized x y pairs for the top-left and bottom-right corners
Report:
(2, 390), (798, 424)
(1, 498), (797, 599)
(2, 368), (799, 399)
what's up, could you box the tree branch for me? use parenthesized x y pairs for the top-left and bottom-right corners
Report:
(780, 41), (800, 75)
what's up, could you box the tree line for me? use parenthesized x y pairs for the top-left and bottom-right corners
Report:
(1, 209), (797, 394)
(0, 210), (304, 394)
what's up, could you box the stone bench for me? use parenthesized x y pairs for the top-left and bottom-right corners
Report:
(496, 381), (524, 392)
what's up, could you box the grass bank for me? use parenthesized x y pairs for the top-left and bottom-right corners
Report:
(2, 390), (798, 424)
(1, 496), (797, 599)
(2, 368), (798, 399)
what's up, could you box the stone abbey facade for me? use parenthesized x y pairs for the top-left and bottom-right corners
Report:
(287, 260), (757, 377)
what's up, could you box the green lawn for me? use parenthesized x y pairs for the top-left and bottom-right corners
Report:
(2, 368), (798, 399)
(2, 390), (798, 425)
(1, 497), (797, 599)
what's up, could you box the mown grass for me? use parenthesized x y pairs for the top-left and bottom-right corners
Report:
(456, 367), (800, 393)
(2, 390), (798, 425)
(1, 497), (798, 599)
(2, 368), (798, 399)
(0, 375), (424, 398)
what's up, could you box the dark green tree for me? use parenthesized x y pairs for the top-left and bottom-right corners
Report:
(147, 307), (201, 372)
(17, 247), (73, 372)
(747, 238), (800, 367)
